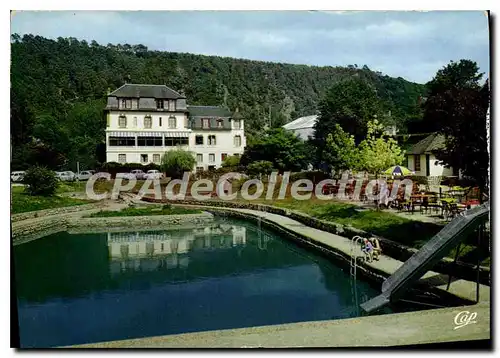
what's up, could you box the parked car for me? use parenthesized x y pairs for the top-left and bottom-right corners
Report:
(56, 171), (76, 182)
(131, 169), (146, 180)
(93, 172), (110, 181)
(116, 172), (136, 180)
(77, 170), (94, 181)
(11, 171), (25, 183)
(144, 170), (164, 180)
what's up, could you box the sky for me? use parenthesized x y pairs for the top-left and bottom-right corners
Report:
(10, 10), (490, 84)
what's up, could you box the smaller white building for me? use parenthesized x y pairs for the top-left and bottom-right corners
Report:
(282, 115), (318, 140)
(283, 115), (398, 141)
(405, 133), (455, 177)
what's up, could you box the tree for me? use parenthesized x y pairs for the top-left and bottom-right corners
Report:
(324, 124), (360, 177)
(246, 161), (274, 178)
(10, 89), (34, 147)
(423, 60), (490, 200)
(222, 155), (240, 168)
(358, 119), (405, 176)
(23, 165), (59, 196)
(240, 128), (308, 172)
(313, 77), (384, 169)
(10, 34), (426, 172)
(160, 149), (196, 178)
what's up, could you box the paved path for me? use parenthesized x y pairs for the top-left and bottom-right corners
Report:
(70, 301), (490, 348)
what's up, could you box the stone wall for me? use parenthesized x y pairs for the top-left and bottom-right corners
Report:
(143, 197), (490, 285)
(12, 211), (214, 244)
(12, 217), (68, 245)
(11, 202), (105, 223)
(66, 213), (214, 231)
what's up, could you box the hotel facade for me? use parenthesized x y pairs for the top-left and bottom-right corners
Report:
(105, 84), (246, 171)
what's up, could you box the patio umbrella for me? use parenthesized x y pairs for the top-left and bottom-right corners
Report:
(382, 165), (414, 176)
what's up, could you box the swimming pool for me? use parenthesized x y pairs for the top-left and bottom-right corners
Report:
(13, 217), (392, 348)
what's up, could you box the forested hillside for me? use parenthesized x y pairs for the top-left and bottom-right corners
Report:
(10, 34), (427, 171)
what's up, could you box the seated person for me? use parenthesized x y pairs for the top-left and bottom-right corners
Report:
(361, 238), (374, 262)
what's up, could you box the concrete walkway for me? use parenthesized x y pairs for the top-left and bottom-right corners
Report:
(70, 301), (490, 348)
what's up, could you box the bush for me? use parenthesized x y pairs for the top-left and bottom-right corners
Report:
(222, 155), (241, 168)
(161, 149), (196, 178)
(23, 166), (59, 196)
(246, 161), (274, 178)
(290, 171), (330, 183)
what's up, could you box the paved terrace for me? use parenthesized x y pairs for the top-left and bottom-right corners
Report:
(69, 300), (489, 348)
(67, 203), (490, 348)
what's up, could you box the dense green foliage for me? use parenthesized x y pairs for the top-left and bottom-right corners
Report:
(221, 155), (241, 168)
(160, 149), (196, 178)
(315, 78), (384, 144)
(240, 128), (308, 172)
(323, 124), (359, 176)
(422, 60), (490, 198)
(11, 34), (425, 171)
(23, 166), (59, 196)
(313, 77), (402, 169)
(246, 160), (274, 177)
(357, 119), (405, 176)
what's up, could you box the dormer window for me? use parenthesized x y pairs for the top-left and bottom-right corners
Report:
(156, 99), (164, 109)
(120, 99), (132, 109)
(217, 119), (224, 128)
(202, 118), (210, 129)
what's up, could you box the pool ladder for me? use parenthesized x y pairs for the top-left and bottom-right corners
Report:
(350, 235), (365, 278)
(349, 235), (370, 315)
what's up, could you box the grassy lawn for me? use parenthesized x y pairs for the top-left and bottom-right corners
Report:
(11, 186), (92, 214)
(254, 198), (489, 266)
(258, 198), (442, 249)
(56, 181), (89, 194)
(84, 205), (202, 218)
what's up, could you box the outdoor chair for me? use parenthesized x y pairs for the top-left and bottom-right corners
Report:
(359, 186), (368, 202)
(427, 196), (441, 214)
(441, 201), (458, 221)
(419, 196), (430, 214)
(396, 199), (412, 212)
(447, 203), (461, 219)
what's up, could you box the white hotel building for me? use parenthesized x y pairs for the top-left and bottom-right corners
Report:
(105, 84), (246, 171)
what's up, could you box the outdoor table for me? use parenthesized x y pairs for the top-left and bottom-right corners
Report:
(441, 197), (457, 204)
(410, 194), (437, 203)
(410, 194), (437, 214)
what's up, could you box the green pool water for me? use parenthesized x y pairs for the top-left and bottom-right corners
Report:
(14, 217), (393, 348)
